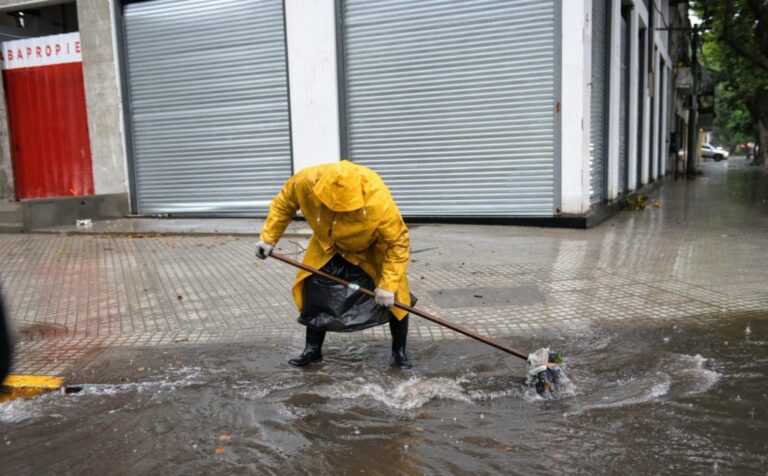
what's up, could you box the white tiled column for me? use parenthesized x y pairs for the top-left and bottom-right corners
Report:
(651, 47), (660, 180)
(606, 0), (622, 199)
(627, 9), (639, 191)
(559, 0), (591, 214)
(285, 0), (341, 173)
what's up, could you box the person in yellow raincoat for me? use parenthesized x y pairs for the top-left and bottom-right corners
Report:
(255, 160), (413, 369)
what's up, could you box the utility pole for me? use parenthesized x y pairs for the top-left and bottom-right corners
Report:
(686, 24), (700, 178)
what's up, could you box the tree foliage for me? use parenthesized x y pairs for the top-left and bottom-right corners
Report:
(701, 42), (756, 148)
(692, 0), (768, 165)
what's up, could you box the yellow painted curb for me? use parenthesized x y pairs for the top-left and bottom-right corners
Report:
(0, 375), (65, 403)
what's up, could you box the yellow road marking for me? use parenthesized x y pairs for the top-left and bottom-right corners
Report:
(0, 375), (65, 402)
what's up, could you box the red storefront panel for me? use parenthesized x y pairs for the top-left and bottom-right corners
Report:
(1, 33), (93, 199)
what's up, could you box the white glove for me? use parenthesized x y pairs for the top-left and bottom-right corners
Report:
(255, 241), (274, 260)
(374, 287), (395, 308)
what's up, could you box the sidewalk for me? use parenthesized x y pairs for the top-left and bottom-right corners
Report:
(1, 158), (766, 376)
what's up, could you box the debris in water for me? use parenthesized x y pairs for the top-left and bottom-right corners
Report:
(624, 194), (648, 210)
(527, 348), (566, 396)
(214, 447), (226, 456)
(745, 324), (752, 336)
(217, 434), (232, 442)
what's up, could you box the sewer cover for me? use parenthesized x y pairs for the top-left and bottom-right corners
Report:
(427, 286), (549, 309)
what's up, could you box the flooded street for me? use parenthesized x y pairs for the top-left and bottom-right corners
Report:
(2, 311), (766, 474)
(1, 161), (766, 473)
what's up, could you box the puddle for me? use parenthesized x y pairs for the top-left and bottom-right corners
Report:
(1, 312), (767, 474)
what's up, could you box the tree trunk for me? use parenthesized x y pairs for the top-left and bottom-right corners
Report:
(746, 90), (768, 167)
(756, 117), (768, 167)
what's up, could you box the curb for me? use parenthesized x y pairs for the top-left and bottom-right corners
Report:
(0, 375), (65, 402)
(26, 230), (313, 239)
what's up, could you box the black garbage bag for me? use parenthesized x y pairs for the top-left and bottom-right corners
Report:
(298, 254), (415, 333)
(0, 288), (12, 384)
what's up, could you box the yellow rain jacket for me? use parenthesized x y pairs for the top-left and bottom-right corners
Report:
(260, 161), (411, 320)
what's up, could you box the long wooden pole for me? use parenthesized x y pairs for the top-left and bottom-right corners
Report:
(270, 253), (528, 360)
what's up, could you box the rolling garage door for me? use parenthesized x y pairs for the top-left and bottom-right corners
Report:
(123, 0), (291, 214)
(590, 0), (609, 204)
(619, 12), (630, 194)
(342, 0), (557, 216)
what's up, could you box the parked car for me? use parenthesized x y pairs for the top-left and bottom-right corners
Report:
(700, 143), (729, 161)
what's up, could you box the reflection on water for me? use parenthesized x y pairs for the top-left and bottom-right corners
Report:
(1, 312), (767, 474)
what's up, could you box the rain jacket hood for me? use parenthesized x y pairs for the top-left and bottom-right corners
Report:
(312, 161), (365, 212)
(261, 161), (411, 320)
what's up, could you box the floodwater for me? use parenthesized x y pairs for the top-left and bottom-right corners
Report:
(1, 312), (767, 475)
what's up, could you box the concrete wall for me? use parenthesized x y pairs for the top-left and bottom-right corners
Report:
(77, 0), (128, 198)
(0, 68), (12, 201)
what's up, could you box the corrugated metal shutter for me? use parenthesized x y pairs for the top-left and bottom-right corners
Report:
(590, 0), (609, 204)
(123, 0), (291, 215)
(636, 27), (646, 189)
(342, 0), (557, 217)
(619, 13), (629, 194)
(658, 62), (666, 176)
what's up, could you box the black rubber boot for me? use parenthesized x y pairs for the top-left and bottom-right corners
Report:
(289, 327), (326, 367)
(389, 314), (412, 370)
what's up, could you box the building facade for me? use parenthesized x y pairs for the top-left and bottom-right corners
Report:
(0, 0), (690, 228)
